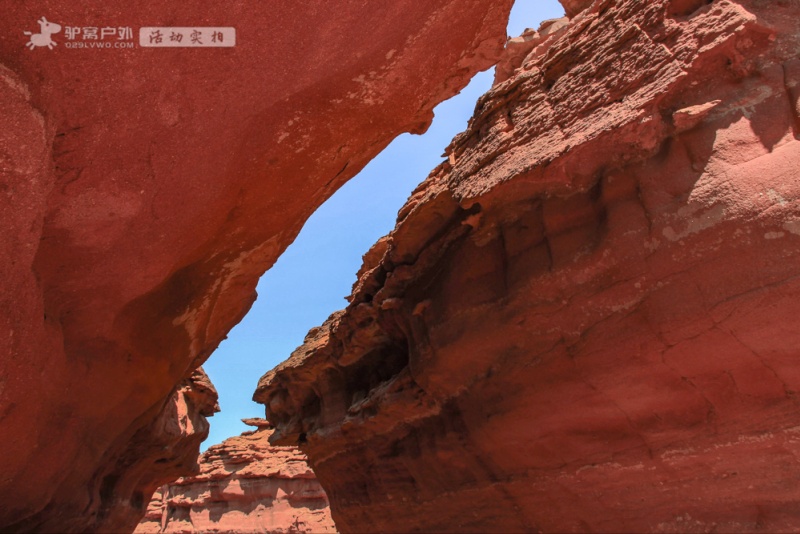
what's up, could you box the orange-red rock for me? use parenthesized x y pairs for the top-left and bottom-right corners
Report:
(0, 1), (512, 531)
(135, 420), (335, 534)
(256, 0), (800, 532)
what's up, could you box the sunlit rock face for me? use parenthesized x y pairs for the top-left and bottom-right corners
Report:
(256, 0), (800, 532)
(136, 421), (335, 534)
(0, 1), (512, 531)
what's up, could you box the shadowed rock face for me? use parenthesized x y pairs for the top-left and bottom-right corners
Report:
(99, 368), (220, 531)
(256, 0), (800, 532)
(0, 1), (512, 531)
(135, 421), (335, 534)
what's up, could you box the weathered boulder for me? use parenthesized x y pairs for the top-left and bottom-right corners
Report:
(0, 1), (512, 531)
(135, 421), (335, 534)
(256, 0), (800, 531)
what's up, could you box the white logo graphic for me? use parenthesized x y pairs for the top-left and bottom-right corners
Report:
(24, 17), (62, 50)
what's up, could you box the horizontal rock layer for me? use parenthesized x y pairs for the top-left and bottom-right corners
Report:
(135, 421), (335, 534)
(0, 1), (512, 531)
(256, 0), (800, 532)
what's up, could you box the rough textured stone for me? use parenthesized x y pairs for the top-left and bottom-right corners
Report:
(560, 0), (594, 18)
(135, 421), (335, 534)
(494, 17), (570, 85)
(0, 1), (512, 531)
(88, 367), (220, 534)
(256, 0), (800, 532)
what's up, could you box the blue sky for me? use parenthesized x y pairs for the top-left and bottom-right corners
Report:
(202, 0), (565, 449)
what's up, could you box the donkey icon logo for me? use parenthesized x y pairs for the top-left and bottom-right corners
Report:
(24, 17), (62, 50)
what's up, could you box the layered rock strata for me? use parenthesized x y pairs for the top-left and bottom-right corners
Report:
(0, 1), (513, 531)
(256, 0), (800, 532)
(136, 420), (335, 534)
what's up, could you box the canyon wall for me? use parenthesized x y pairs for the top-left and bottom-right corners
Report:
(136, 420), (335, 534)
(0, 1), (512, 531)
(256, 0), (800, 532)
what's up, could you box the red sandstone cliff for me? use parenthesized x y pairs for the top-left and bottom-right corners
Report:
(256, 0), (800, 532)
(0, 1), (512, 531)
(135, 420), (335, 534)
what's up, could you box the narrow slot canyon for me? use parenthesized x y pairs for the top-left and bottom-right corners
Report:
(2, 0), (800, 532)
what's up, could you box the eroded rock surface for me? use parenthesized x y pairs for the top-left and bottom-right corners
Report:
(135, 420), (335, 534)
(0, 1), (512, 531)
(256, 0), (800, 532)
